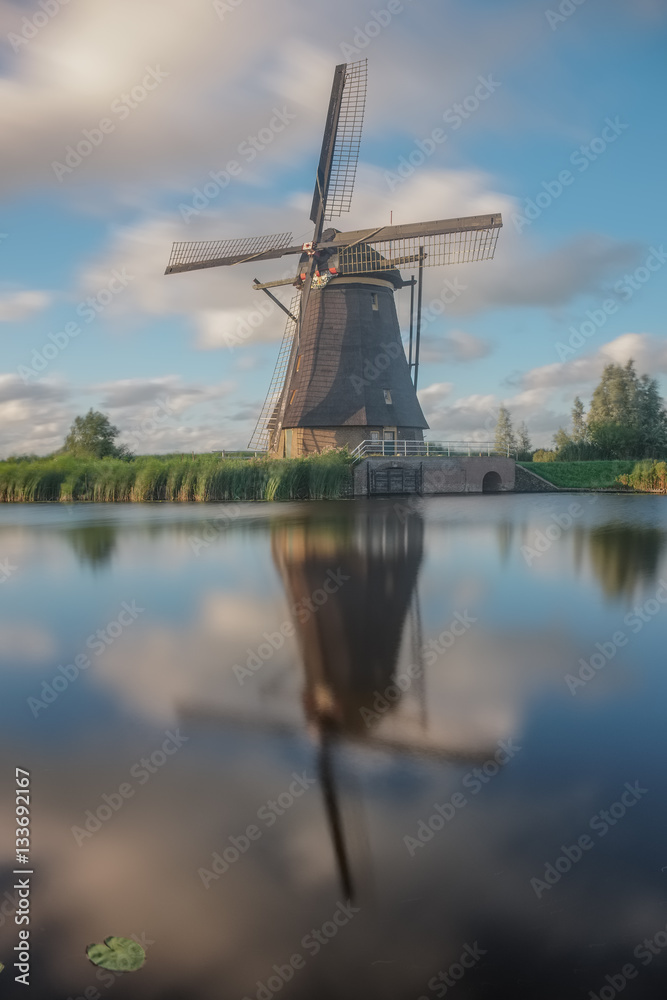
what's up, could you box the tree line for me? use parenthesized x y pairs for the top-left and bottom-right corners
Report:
(495, 360), (667, 461)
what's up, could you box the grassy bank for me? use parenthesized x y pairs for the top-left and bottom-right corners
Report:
(522, 459), (667, 491)
(0, 452), (353, 502)
(520, 461), (637, 489)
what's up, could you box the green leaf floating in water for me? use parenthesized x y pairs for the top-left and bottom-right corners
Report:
(86, 936), (145, 972)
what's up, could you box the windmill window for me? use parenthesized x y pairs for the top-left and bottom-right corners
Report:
(296, 355), (302, 371)
(383, 389), (392, 404)
(289, 390), (297, 405)
(371, 293), (379, 311)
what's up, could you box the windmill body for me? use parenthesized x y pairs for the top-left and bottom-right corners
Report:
(166, 60), (502, 456)
(276, 259), (427, 457)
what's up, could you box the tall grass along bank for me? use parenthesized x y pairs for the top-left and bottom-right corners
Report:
(617, 460), (667, 493)
(0, 453), (353, 502)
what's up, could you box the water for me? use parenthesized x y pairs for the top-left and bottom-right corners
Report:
(1, 494), (666, 999)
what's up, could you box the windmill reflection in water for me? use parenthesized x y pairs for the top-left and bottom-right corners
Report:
(181, 508), (497, 902)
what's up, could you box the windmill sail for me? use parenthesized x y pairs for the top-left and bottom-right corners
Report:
(337, 225), (501, 274)
(165, 233), (293, 273)
(310, 60), (367, 235)
(247, 293), (300, 451)
(329, 213), (502, 273)
(323, 59), (367, 221)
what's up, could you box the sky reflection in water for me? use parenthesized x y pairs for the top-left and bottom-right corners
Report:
(0, 494), (666, 999)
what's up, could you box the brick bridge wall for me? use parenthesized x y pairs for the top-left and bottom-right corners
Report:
(353, 456), (517, 496)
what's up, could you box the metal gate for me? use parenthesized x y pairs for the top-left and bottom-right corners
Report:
(369, 463), (423, 495)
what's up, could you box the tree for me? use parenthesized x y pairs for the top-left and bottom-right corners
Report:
(553, 427), (571, 453)
(586, 360), (667, 458)
(62, 409), (130, 459)
(495, 406), (517, 456)
(516, 421), (532, 459)
(571, 397), (587, 443)
(588, 361), (631, 426)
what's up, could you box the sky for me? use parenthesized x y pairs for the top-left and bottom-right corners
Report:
(1, 0), (666, 455)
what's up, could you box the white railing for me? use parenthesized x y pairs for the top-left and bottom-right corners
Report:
(350, 440), (517, 460)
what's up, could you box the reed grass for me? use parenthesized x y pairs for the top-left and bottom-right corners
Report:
(617, 459), (667, 493)
(0, 452), (353, 502)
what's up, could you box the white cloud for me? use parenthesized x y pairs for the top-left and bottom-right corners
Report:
(515, 333), (667, 392)
(419, 383), (568, 446)
(418, 329), (491, 364)
(0, 289), (51, 321)
(0, 374), (253, 457)
(0, 0), (584, 199)
(95, 375), (229, 412)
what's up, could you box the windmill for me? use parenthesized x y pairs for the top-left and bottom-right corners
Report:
(165, 60), (502, 456)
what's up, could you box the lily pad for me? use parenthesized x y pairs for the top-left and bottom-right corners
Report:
(86, 936), (145, 972)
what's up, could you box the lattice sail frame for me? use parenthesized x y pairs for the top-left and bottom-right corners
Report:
(248, 293), (301, 451)
(324, 59), (367, 221)
(167, 233), (292, 271)
(337, 225), (500, 274)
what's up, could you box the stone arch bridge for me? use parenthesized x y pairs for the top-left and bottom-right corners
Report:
(353, 456), (517, 496)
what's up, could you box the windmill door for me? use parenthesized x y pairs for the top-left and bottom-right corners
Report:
(383, 429), (396, 456)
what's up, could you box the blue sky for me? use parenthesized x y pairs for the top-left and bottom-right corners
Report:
(1, 0), (666, 454)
